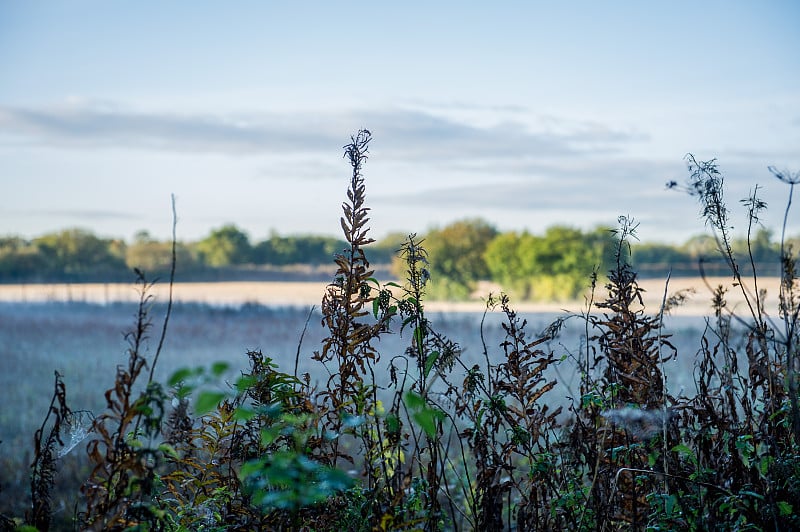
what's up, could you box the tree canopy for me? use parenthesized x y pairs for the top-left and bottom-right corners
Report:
(195, 225), (252, 268)
(419, 219), (498, 300)
(0, 223), (790, 297)
(485, 225), (617, 301)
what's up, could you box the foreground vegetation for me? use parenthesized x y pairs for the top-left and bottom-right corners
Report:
(2, 131), (799, 530)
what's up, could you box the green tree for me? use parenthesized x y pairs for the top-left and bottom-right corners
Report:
(631, 242), (692, 276)
(252, 232), (297, 265)
(484, 231), (528, 297)
(682, 233), (719, 260)
(0, 237), (48, 281)
(195, 224), (252, 267)
(252, 233), (347, 265)
(424, 218), (498, 300)
(734, 227), (780, 265)
(33, 228), (127, 280)
(292, 235), (347, 265)
(524, 226), (610, 300)
(484, 226), (615, 301)
(680, 233), (729, 275)
(125, 231), (198, 275)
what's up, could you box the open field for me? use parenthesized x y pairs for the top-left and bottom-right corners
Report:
(0, 291), (717, 521)
(0, 276), (787, 315)
(0, 278), (785, 526)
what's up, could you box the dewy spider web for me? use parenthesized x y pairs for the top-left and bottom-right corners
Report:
(57, 410), (94, 458)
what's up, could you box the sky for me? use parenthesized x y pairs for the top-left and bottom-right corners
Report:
(1, 1), (798, 245)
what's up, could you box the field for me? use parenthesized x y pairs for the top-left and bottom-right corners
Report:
(0, 274), (794, 529)
(0, 275), (785, 314)
(0, 277), (764, 522)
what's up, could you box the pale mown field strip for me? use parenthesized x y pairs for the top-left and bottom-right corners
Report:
(0, 277), (787, 316)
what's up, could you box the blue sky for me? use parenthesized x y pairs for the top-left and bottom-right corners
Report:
(1, 1), (798, 244)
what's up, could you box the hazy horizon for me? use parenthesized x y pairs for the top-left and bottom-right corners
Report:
(1, 2), (798, 244)
(1, 215), (798, 248)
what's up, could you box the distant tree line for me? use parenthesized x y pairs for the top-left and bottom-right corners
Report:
(397, 219), (792, 301)
(0, 222), (792, 298)
(0, 225), (397, 283)
(408, 219), (618, 301)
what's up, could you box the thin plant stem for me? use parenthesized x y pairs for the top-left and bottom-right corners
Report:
(149, 194), (177, 384)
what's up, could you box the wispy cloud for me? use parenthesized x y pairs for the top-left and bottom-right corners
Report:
(402, 99), (530, 114)
(0, 105), (338, 153)
(376, 178), (650, 212)
(254, 158), (342, 181)
(5, 208), (140, 221)
(372, 157), (686, 222)
(0, 102), (645, 164)
(718, 148), (800, 163)
(364, 110), (575, 159)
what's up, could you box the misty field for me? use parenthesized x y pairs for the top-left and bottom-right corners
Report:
(0, 281), (724, 523)
(0, 276), (783, 312)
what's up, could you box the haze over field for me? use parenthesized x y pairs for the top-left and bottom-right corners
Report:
(0, 277), (788, 317)
(1, 2), (798, 244)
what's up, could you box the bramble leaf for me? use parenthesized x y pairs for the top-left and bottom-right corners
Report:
(195, 391), (226, 415)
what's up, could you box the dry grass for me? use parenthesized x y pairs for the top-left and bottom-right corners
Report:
(0, 276), (785, 316)
(0, 281), (329, 307)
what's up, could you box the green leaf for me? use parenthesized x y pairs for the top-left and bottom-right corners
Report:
(239, 458), (265, 480)
(664, 494), (679, 516)
(317, 465), (354, 492)
(260, 426), (281, 446)
(211, 361), (230, 376)
(405, 390), (424, 409)
(385, 413), (400, 434)
(372, 298), (380, 319)
(195, 391), (226, 415)
(236, 375), (259, 393)
(413, 408), (443, 438)
(671, 442), (698, 466)
(405, 391), (444, 438)
(176, 386), (193, 399)
(158, 442), (180, 460)
(234, 406), (257, 422)
(778, 501), (793, 516)
(759, 455), (773, 476)
(168, 367), (195, 387)
(424, 351), (439, 378)
(413, 326), (424, 346)
(671, 443), (693, 456)
(647, 452), (657, 467)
